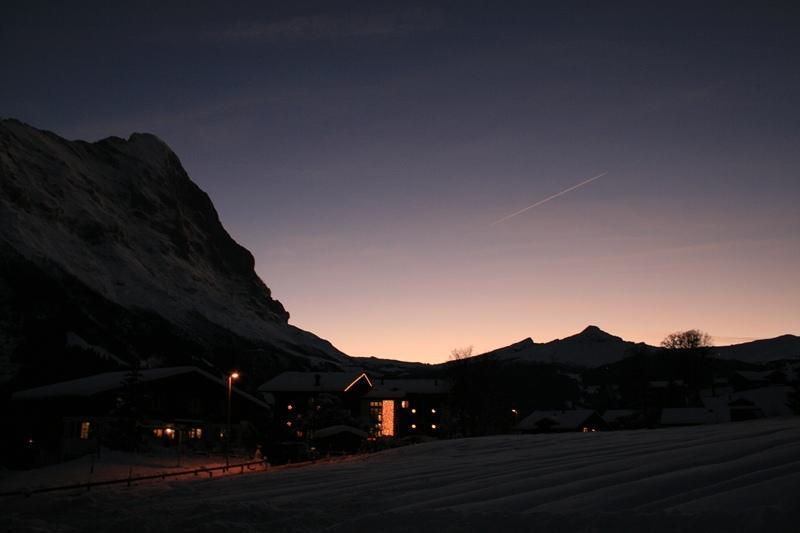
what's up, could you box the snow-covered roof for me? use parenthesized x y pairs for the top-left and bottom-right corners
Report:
(731, 385), (793, 417)
(313, 425), (368, 439)
(258, 371), (371, 393)
(660, 408), (718, 426)
(12, 366), (269, 408)
(516, 410), (599, 431)
(365, 379), (450, 398)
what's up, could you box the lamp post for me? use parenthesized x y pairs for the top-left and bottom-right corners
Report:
(226, 371), (239, 466)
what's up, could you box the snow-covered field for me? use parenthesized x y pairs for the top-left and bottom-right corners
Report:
(4, 418), (800, 532)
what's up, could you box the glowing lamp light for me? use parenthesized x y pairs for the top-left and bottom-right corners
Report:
(411, 424), (417, 429)
(287, 404), (294, 411)
(431, 408), (436, 414)
(431, 424), (437, 429)
(230, 372), (240, 380)
(411, 408), (416, 414)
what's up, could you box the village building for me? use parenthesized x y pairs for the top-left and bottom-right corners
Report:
(10, 366), (269, 466)
(364, 378), (450, 437)
(515, 409), (610, 433)
(730, 370), (787, 391)
(258, 371), (451, 441)
(602, 409), (643, 429)
(731, 385), (794, 418)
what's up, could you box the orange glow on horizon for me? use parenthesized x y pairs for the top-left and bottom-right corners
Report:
(258, 202), (799, 364)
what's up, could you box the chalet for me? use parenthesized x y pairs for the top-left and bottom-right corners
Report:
(515, 410), (610, 433)
(602, 409), (643, 429)
(312, 425), (368, 454)
(364, 378), (450, 438)
(730, 370), (787, 391)
(258, 371), (373, 440)
(660, 406), (728, 426)
(728, 398), (764, 421)
(647, 379), (690, 407)
(258, 372), (451, 440)
(10, 366), (269, 466)
(731, 385), (793, 418)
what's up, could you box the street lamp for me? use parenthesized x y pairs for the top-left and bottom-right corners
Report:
(226, 371), (239, 466)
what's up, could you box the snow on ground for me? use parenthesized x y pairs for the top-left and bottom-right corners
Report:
(0, 450), (251, 493)
(3, 418), (800, 532)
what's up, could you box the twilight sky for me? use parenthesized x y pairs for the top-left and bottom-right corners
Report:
(2, 1), (798, 362)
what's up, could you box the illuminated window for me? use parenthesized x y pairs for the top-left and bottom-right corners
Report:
(369, 401), (383, 437)
(401, 400), (409, 408)
(381, 400), (395, 437)
(165, 428), (175, 440)
(79, 421), (91, 440)
(188, 428), (203, 440)
(153, 428), (164, 438)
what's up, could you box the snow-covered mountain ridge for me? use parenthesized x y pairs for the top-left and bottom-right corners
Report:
(0, 119), (346, 384)
(470, 326), (800, 367)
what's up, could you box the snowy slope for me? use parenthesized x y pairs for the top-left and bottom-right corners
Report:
(4, 418), (799, 532)
(0, 119), (347, 380)
(714, 335), (800, 363)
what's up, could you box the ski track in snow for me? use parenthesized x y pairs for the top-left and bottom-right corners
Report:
(4, 418), (800, 532)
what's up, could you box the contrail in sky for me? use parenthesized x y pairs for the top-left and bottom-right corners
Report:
(490, 171), (608, 226)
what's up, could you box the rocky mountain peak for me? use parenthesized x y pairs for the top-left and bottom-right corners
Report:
(0, 119), (347, 384)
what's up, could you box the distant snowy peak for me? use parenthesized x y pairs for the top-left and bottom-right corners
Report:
(476, 326), (799, 368)
(567, 325), (622, 343)
(0, 118), (347, 380)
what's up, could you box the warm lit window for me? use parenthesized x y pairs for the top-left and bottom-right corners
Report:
(79, 421), (91, 440)
(153, 428), (164, 438)
(401, 400), (409, 408)
(381, 400), (395, 437)
(189, 428), (203, 440)
(165, 427), (175, 440)
(369, 401), (383, 436)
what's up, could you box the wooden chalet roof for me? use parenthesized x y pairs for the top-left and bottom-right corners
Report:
(12, 366), (269, 409)
(258, 371), (372, 393)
